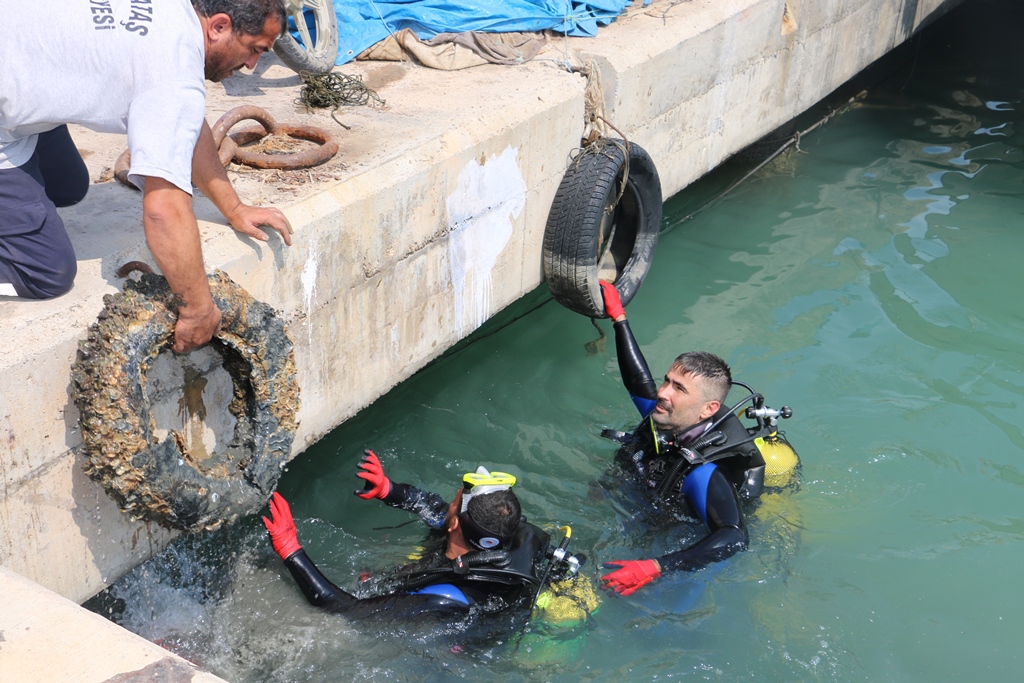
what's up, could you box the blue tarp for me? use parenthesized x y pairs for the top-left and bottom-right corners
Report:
(330, 0), (637, 64)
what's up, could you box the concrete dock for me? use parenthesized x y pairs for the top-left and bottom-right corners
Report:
(0, 0), (959, 679)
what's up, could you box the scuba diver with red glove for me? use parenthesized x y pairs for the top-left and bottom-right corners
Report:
(263, 452), (585, 619)
(597, 281), (798, 596)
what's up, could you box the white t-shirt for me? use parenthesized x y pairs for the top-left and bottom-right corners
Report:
(0, 0), (206, 193)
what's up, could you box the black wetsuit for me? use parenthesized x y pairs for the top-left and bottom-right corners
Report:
(610, 320), (766, 572)
(280, 482), (550, 620)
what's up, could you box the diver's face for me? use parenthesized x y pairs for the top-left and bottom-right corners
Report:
(652, 366), (717, 434)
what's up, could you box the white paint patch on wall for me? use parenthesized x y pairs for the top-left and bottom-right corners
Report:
(446, 146), (526, 337)
(301, 237), (319, 345)
(388, 324), (401, 363)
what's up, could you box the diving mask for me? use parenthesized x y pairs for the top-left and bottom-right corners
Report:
(460, 466), (516, 513)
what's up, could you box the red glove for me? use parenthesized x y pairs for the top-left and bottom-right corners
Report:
(601, 559), (662, 596)
(262, 492), (302, 560)
(599, 280), (626, 320)
(354, 450), (392, 500)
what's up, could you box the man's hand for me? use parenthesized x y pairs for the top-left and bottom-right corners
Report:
(354, 450), (392, 500)
(226, 204), (293, 246)
(173, 297), (222, 353)
(601, 559), (661, 596)
(599, 280), (626, 321)
(262, 492), (302, 560)
(191, 122), (293, 247)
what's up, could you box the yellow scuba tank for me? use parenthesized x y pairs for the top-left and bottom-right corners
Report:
(529, 526), (600, 627)
(532, 573), (601, 627)
(755, 430), (800, 487)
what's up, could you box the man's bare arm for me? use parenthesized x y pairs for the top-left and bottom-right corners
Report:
(191, 120), (292, 245)
(142, 176), (221, 353)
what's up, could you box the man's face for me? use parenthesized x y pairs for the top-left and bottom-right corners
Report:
(205, 15), (282, 82)
(651, 365), (719, 434)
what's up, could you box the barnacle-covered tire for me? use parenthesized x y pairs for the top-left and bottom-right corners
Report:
(71, 271), (300, 532)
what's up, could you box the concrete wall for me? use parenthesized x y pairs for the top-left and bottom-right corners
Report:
(0, 0), (960, 608)
(0, 566), (228, 682)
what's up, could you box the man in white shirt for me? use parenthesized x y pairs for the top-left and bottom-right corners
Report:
(0, 0), (293, 353)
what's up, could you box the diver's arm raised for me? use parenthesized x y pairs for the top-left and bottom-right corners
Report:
(601, 281), (658, 411)
(354, 450), (448, 529)
(381, 482), (449, 529)
(263, 492), (358, 609)
(264, 492), (471, 618)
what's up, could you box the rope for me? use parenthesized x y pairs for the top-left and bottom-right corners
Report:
(570, 62), (632, 212)
(663, 91), (869, 234)
(582, 60), (609, 140)
(572, 60), (609, 143)
(298, 72), (385, 129)
(567, 134), (630, 213)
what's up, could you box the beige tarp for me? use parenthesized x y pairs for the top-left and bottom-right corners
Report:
(358, 29), (548, 70)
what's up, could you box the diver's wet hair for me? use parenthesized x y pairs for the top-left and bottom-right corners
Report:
(461, 490), (521, 549)
(467, 490), (521, 537)
(671, 351), (732, 403)
(192, 0), (287, 37)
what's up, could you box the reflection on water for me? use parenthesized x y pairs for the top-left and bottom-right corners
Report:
(88, 0), (1024, 679)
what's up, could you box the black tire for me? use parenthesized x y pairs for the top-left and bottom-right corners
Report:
(274, 1), (339, 75)
(543, 138), (662, 318)
(71, 271), (300, 533)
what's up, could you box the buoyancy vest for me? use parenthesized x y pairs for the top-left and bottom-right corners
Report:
(617, 406), (767, 507)
(387, 520), (551, 598)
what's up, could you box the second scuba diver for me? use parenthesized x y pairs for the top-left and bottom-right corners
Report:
(597, 281), (799, 596)
(263, 452), (591, 622)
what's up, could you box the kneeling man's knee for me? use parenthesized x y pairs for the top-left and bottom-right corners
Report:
(0, 204), (78, 299)
(48, 175), (89, 208)
(30, 253), (77, 298)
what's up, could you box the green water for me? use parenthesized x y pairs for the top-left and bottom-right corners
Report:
(89, 1), (1024, 679)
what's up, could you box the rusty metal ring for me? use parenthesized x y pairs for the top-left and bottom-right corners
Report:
(227, 127), (269, 147)
(217, 136), (236, 168)
(229, 122), (339, 170)
(210, 105), (277, 148)
(214, 105), (339, 169)
(215, 125), (267, 172)
(115, 261), (155, 278)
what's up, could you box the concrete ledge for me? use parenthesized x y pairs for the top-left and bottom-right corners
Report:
(0, 0), (959, 606)
(0, 565), (227, 682)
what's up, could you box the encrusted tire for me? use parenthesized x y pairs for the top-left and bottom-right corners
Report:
(71, 271), (300, 532)
(543, 138), (662, 318)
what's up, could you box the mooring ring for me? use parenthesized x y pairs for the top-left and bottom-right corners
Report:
(210, 105), (278, 149)
(213, 105), (339, 170)
(229, 122), (339, 169)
